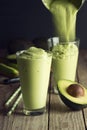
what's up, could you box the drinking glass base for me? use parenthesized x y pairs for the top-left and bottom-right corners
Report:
(23, 107), (46, 116)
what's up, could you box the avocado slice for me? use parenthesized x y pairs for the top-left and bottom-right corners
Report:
(57, 80), (87, 110)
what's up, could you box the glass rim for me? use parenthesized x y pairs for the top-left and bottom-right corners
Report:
(58, 38), (80, 43)
(16, 50), (25, 56)
(16, 49), (52, 59)
(47, 37), (80, 50)
(47, 37), (80, 42)
(58, 38), (80, 48)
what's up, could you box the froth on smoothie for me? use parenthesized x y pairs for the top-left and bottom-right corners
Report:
(18, 47), (51, 59)
(52, 42), (79, 83)
(52, 42), (79, 59)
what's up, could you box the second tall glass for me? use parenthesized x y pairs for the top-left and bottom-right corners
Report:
(48, 37), (79, 93)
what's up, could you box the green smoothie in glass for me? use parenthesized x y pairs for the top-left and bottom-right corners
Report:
(52, 41), (79, 82)
(16, 47), (52, 115)
(42, 0), (85, 93)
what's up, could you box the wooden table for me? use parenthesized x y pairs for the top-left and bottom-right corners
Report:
(0, 49), (87, 130)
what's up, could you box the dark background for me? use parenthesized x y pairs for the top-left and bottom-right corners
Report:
(0, 0), (87, 49)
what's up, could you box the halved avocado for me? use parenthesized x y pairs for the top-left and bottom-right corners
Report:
(57, 80), (87, 110)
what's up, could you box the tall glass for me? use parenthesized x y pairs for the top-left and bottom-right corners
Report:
(16, 48), (52, 115)
(48, 37), (79, 93)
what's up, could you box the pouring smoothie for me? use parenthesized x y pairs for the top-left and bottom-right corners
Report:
(42, 0), (85, 41)
(42, 0), (85, 92)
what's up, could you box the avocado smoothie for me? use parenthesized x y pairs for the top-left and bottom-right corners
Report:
(16, 47), (52, 115)
(42, 0), (84, 92)
(52, 41), (79, 83)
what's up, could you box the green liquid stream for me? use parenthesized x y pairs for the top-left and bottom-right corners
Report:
(42, 0), (85, 41)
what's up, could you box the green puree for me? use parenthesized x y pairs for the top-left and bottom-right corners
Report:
(17, 47), (52, 110)
(19, 47), (49, 59)
(50, 0), (77, 41)
(42, 0), (85, 41)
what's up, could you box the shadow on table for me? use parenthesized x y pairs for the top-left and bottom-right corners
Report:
(49, 94), (73, 113)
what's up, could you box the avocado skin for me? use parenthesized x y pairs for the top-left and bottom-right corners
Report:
(57, 79), (87, 110)
(58, 89), (87, 110)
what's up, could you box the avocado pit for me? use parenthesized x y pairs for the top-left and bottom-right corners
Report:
(67, 84), (84, 98)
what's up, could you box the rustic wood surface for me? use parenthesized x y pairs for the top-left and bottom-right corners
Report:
(0, 49), (87, 130)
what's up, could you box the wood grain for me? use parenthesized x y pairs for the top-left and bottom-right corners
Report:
(49, 93), (85, 130)
(78, 50), (87, 129)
